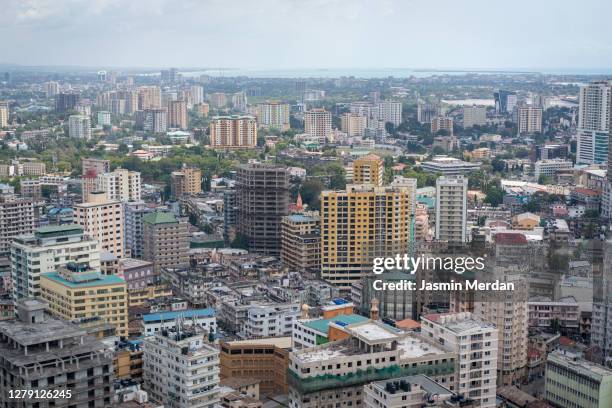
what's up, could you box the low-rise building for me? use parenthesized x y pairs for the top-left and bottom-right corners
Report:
(142, 308), (216, 337)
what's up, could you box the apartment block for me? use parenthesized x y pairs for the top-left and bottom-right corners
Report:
(123, 201), (153, 259)
(142, 211), (190, 274)
(143, 328), (221, 408)
(40, 262), (128, 337)
(435, 176), (468, 244)
(421, 313), (498, 408)
(320, 179), (415, 290)
(168, 99), (188, 129)
(68, 114), (92, 139)
(280, 213), (320, 273)
(431, 116), (454, 136)
(576, 80), (611, 164)
(210, 115), (258, 148)
(74, 191), (124, 257)
(341, 113), (367, 137)
(258, 102), (290, 131)
(0, 195), (35, 256)
(96, 167), (142, 202)
(304, 108), (332, 143)
(11, 224), (100, 300)
(171, 166), (202, 199)
(463, 105), (487, 128)
(352, 154), (384, 186)
(534, 159), (573, 179)
(516, 105), (542, 135)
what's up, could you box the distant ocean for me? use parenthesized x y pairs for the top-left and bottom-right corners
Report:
(179, 68), (612, 79)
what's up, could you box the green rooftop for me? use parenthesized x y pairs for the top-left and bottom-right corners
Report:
(36, 224), (83, 237)
(143, 212), (178, 225)
(42, 272), (126, 288)
(303, 314), (369, 336)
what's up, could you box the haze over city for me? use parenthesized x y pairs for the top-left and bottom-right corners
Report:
(2, 0), (612, 71)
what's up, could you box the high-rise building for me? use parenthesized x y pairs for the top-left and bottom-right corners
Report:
(170, 166), (202, 199)
(97, 110), (111, 126)
(304, 108), (332, 143)
(137, 86), (162, 110)
(422, 313), (498, 408)
(190, 85), (204, 105)
(41, 262), (128, 337)
(142, 211), (190, 274)
(0, 195), (35, 257)
(280, 213), (320, 273)
(431, 116), (454, 136)
(68, 114), (92, 139)
(209, 115), (258, 148)
(210, 92), (227, 108)
(340, 113), (367, 137)
(43, 80), (59, 97)
(96, 168), (141, 202)
(320, 178), (416, 290)
(494, 90), (517, 114)
(376, 100), (402, 127)
(83, 157), (110, 175)
(592, 239), (612, 364)
(435, 176), (468, 244)
(352, 154), (384, 186)
(236, 164), (289, 256)
(516, 105), (542, 135)
(0, 106), (8, 128)
(138, 108), (167, 133)
(168, 99), (188, 129)
(160, 68), (178, 83)
(124, 201), (153, 259)
(463, 105), (487, 128)
(11, 224), (101, 300)
(257, 102), (290, 131)
(577, 80), (612, 164)
(545, 350), (612, 408)
(74, 191), (124, 257)
(0, 298), (114, 408)
(232, 91), (248, 111)
(143, 328), (220, 407)
(417, 100), (440, 124)
(55, 92), (80, 112)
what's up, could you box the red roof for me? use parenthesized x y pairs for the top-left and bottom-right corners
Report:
(572, 187), (599, 196)
(495, 232), (528, 245)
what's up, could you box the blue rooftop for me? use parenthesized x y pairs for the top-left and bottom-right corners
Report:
(143, 308), (216, 323)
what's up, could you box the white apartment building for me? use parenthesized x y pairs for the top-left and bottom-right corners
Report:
(96, 168), (142, 202)
(576, 80), (612, 164)
(0, 195), (35, 257)
(191, 85), (204, 105)
(243, 303), (300, 339)
(364, 375), (468, 408)
(0, 106), (7, 128)
(516, 105), (542, 135)
(124, 201), (153, 259)
(528, 297), (580, 332)
(143, 328), (220, 408)
(463, 105), (487, 128)
(97, 110), (111, 126)
(304, 108), (332, 143)
(421, 313), (498, 408)
(74, 191), (124, 257)
(258, 102), (290, 131)
(375, 101), (403, 127)
(435, 175), (468, 244)
(141, 308), (216, 337)
(534, 159), (573, 179)
(209, 115), (257, 148)
(68, 114), (92, 139)
(11, 224), (100, 300)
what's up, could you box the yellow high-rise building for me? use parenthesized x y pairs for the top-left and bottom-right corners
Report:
(320, 177), (416, 290)
(41, 262), (128, 337)
(352, 154), (384, 186)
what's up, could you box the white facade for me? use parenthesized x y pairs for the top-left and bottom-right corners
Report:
(69, 115), (92, 139)
(258, 102), (290, 131)
(516, 105), (542, 135)
(244, 303), (300, 339)
(463, 105), (487, 128)
(190, 85), (204, 105)
(142, 310), (216, 337)
(421, 313), (498, 408)
(534, 159), (573, 179)
(143, 330), (220, 408)
(435, 176), (468, 243)
(97, 110), (111, 126)
(11, 225), (101, 300)
(375, 101), (402, 127)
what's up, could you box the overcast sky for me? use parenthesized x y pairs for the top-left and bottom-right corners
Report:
(1, 0), (611, 71)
